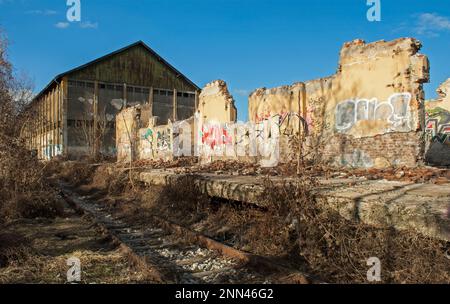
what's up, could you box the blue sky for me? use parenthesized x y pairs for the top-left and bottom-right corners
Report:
(1, 0), (450, 121)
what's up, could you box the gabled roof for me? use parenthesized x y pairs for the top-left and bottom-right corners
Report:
(32, 40), (199, 103)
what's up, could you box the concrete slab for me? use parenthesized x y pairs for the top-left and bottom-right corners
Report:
(137, 170), (450, 242)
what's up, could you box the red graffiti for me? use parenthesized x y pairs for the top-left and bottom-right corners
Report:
(255, 112), (272, 123)
(202, 125), (233, 150)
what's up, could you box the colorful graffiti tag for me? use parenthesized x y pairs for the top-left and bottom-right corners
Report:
(426, 107), (450, 145)
(142, 128), (154, 144)
(201, 124), (233, 150)
(139, 128), (154, 158)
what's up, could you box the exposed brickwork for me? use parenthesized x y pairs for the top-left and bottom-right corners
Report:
(323, 132), (424, 168)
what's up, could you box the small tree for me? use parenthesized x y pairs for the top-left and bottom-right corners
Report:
(76, 98), (110, 160)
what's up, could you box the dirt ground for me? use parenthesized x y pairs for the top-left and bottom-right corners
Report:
(0, 200), (156, 284)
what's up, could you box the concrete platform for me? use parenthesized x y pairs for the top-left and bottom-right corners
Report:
(138, 170), (450, 242)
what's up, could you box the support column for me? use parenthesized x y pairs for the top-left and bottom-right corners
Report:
(38, 99), (42, 159)
(45, 93), (49, 159)
(149, 87), (154, 116)
(51, 88), (56, 158)
(173, 89), (178, 121)
(62, 78), (69, 156)
(123, 83), (127, 108)
(195, 90), (199, 112)
(42, 97), (46, 159)
(93, 81), (99, 157)
(56, 83), (61, 153)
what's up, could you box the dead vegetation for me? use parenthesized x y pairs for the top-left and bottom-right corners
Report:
(257, 179), (450, 283)
(0, 33), (63, 224)
(52, 157), (450, 284)
(0, 233), (31, 268)
(0, 214), (156, 283)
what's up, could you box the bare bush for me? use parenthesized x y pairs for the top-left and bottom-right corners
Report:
(74, 99), (113, 161)
(0, 32), (63, 223)
(258, 179), (450, 283)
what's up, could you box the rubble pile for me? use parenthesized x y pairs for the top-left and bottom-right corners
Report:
(341, 166), (450, 184)
(127, 157), (450, 184)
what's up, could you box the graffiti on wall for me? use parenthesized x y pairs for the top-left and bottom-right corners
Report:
(43, 144), (63, 159)
(198, 118), (280, 165)
(201, 124), (233, 150)
(426, 107), (450, 145)
(335, 93), (413, 133)
(142, 128), (154, 144)
(157, 129), (172, 151)
(139, 128), (154, 158)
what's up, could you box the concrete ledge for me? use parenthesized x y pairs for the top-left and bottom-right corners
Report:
(139, 171), (266, 205)
(138, 170), (450, 242)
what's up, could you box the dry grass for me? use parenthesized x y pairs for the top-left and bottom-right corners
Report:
(128, 175), (450, 283)
(49, 158), (450, 284)
(0, 249), (151, 284)
(0, 210), (158, 284)
(255, 179), (450, 283)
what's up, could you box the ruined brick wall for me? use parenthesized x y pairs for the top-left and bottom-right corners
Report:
(116, 38), (433, 168)
(425, 78), (450, 166)
(249, 38), (430, 168)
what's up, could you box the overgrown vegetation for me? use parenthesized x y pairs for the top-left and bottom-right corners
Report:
(53, 157), (450, 284)
(0, 32), (66, 271)
(0, 33), (63, 225)
(259, 179), (450, 283)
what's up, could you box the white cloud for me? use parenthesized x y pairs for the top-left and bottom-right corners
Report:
(416, 13), (450, 37)
(55, 22), (70, 29)
(80, 21), (99, 29)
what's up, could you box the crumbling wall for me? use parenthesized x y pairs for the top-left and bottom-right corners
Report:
(116, 80), (235, 162)
(137, 118), (196, 161)
(249, 38), (430, 168)
(116, 104), (176, 163)
(117, 38), (433, 168)
(197, 80), (238, 162)
(116, 105), (140, 163)
(426, 78), (450, 166)
(117, 106), (181, 163)
(198, 80), (237, 123)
